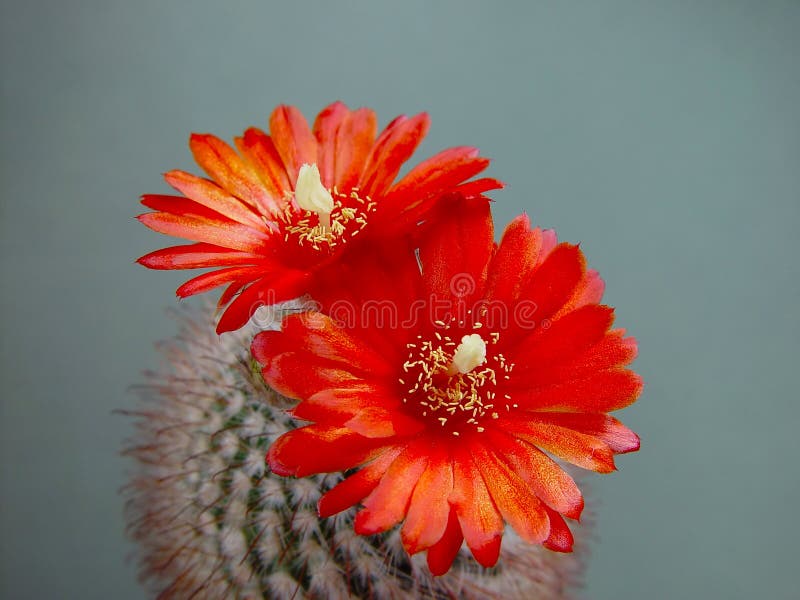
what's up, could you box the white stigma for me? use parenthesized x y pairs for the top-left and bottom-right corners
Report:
(450, 333), (487, 374)
(295, 163), (334, 229)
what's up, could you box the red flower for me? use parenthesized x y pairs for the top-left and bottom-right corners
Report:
(252, 200), (643, 575)
(137, 102), (502, 333)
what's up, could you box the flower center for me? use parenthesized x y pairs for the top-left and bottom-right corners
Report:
(400, 324), (515, 436)
(279, 163), (376, 252)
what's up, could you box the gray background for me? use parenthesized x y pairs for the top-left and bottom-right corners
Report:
(1, 1), (798, 598)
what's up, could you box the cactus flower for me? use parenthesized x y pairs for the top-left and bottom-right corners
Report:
(123, 304), (587, 599)
(136, 102), (502, 333)
(252, 200), (642, 575)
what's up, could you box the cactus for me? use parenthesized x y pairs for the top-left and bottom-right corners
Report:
(123, 304), (586, 599)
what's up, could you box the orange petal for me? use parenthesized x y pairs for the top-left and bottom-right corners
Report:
(317, 447), (402, 517)
(473, 444), (550, 544)
(237, 127), (292, 204)
(401, 446), (454, 554)
(354, 443), (428, 535)
(519, 412), (640, 454)
(449, 445), (503, 568)
(163, 170), (265, 228)
(502, 418), (617, 473)
(188, 134), (278, 217)
(269, 105), (318, 183)
(486, 429), (583, 520)
(137, 211), (270, 254)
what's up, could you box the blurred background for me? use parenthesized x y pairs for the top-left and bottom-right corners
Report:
(1, 1), (798, 598)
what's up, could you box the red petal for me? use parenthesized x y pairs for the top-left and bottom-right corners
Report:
(334, 107), (377, 191)
(312, 101), (349, 187)
(291, 383), (399, 423)
(401, 447), (454, 554)
(354, 443), (428, 535)
(514, 368), (644, 413)
(576, 329), (638, 371)
(217, 279), (247, 309)
(175, 266), (265, 298)
(450, 177), (505, 199)
(384, 146), (490, 210)
(188, 134), (278, 216)
(140, 193), (228, 218)
(516, 243), (586, 324)
(310, 246), (422, 364)
(149, 171), (264, 229)
(515, 329), (638, 388)
(502, 418), (617, 473)
(137, 243), (261, 270)
(542, 506), (574, 552)
(418, 196), (494, 310)
(345, 407), (424, 439)
(237, 127), (292, 204)
(137, 211), (271, 254)
(278, 312), (395, 377)
(510, 305), (616, 379)
(163, 170), (265, 228)
(269, 105), (318, 183)
(486, 429), (583, 520)
(425, 507), (464, 576)
(373, 149), (495, 236)
(486, 215), (543, 306)
(521, 412), (640, 454)
(251, 329), (365, 399)
(449, 445), (503, 568)
(267, 425), (386, 477)
(554, 268), (605, 319)
(473, 444), (550, 544)
(317, 447), (402, 517)
(216, 270), (309, 333)
(359, 113), (430, 197)
(538, 229), (559, 263)
(264, 354), (362, 400)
